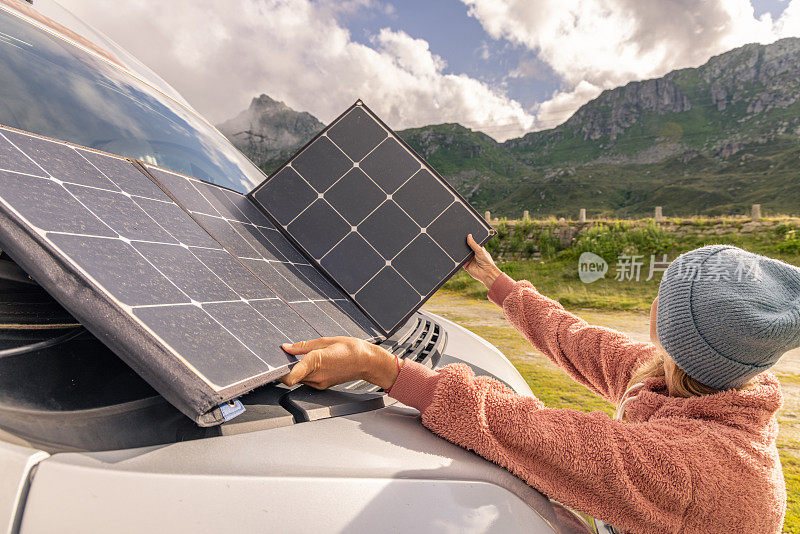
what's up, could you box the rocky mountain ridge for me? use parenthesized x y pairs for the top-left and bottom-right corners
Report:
(216, 94), (323, 168)
(219, 38), (800, 217)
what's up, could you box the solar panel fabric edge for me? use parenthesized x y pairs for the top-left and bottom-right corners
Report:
(0, 125), (306, 425)
(248, 100), (494, 338)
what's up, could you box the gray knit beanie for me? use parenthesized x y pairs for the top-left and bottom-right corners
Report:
(656, 245), (800, 390)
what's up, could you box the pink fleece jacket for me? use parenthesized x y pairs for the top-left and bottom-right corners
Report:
(389, 274), (786, 533)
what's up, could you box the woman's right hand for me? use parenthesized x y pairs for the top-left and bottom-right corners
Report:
(463, 233), (503, 290)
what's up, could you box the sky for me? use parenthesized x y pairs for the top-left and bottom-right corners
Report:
(58, 0), (800, 141)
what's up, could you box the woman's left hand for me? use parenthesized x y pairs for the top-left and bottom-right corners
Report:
(279, 336), (401, 390)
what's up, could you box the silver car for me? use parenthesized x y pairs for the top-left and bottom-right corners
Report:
(0, 2), (599, 532)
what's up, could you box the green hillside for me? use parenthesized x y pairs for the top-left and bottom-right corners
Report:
(234, 38), (800, 218)
(396, 38), (800, 218)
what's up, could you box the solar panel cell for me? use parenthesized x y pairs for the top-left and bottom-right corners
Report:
(425, 202), (492, 263)
(326, 106), (387, 161)
(132, 304), (270, 388)
(147, 167), (217, 214)
(286, 199), (350, 259)
(392, 233), (456, 295)
(0, 132), (47, 176)
(48, 233), (189, 307)
(355, 266), (420, 332)
(228, 221), (280, 261)
(239, 259), (307, 303)
(358, 201), (419, 259)
(320, 233), (384, 294)
(193, 214), (258, 257)
(64, 184), (179, 243)
(133, 197), (221, 248)
(359, 138), (420, 194)
(393, 169), (455, 227)
(249, 298), (320, 342)
(274, 262), (321, 301)
(252, 166), (317, 225)
(327, 299), (381, 337)
(188, 247), (275, 300)
(291, 136), (351, 191)
(220, 188), (276, 228)
(202, 301), (294, 360)
(2, 130), (120, 190)
(314, 299), (373, 338)
(292, 301), (348, 336)
(258, 228), (307, 263)
(0, 171), (117, 236)
(324, 167), (385, 225)
(194, 181), (250, 223)
(77, 150), (167, 200)
(130, 242), (240, 302)
(294, 264), (347, 300)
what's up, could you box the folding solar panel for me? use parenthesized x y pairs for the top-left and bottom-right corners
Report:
(0, 126), (378, 425)
(0, 102), (491, 425)
(250, 101), (493, 334)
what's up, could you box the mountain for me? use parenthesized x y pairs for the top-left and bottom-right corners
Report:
(221, 38), (800, 217)
(396, 123), (531, 208)
(401, 37), (800, 217)
(504, 37), (800, 167)
(217, 94), (323, 170)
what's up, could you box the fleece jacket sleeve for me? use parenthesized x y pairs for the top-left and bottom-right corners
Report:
(489, 273), (658, 404)
(389, 360), (694, 531)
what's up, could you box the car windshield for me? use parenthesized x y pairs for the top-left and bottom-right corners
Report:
(0, 6), (263, 192)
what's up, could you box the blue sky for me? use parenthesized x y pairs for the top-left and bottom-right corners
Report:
(753, 0), (792, 18)
(63, 0), (800, 141)
(340, 0), (792, 112)
(340, 0), (561, 109)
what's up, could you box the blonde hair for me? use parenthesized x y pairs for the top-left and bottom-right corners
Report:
(627, 347), (756, 398)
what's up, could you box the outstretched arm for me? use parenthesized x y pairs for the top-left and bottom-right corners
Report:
(279, 342), (692, 533)
(390, 362), (693, 533)
(464, 235), (657, 404)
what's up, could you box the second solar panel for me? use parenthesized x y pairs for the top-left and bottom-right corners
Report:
(250, 101), (493, 334)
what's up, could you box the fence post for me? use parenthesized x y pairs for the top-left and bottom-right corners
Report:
(654, 206), (664, 223)
(579, 208), (586, 223)
(523, 210), (530, 220)
(484, 210), (491, 222)
(751, 204), (761, 221)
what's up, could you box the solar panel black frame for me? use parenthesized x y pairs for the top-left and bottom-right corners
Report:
(0, 125), (379, 426)
(249, 100), (494, 337)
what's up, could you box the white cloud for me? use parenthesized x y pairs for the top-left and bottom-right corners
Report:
(462, 0), (800, 130)
(57, 0), (534, 141)
(533, 81), (602, 130)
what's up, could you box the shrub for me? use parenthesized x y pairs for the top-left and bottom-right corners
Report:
(776, 228), (800, 255)
(534, 230), (561, 258)
(570, 222), (676, 262)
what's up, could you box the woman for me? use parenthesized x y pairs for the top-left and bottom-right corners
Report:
(281, 237), (798, 533)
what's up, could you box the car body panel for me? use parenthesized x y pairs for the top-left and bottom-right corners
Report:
(20, 407), (561, 533)
(0, 442), (48, 534)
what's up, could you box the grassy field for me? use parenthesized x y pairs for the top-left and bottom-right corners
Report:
(430, 218), (800, 532)
(445, 216), (800, 310)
